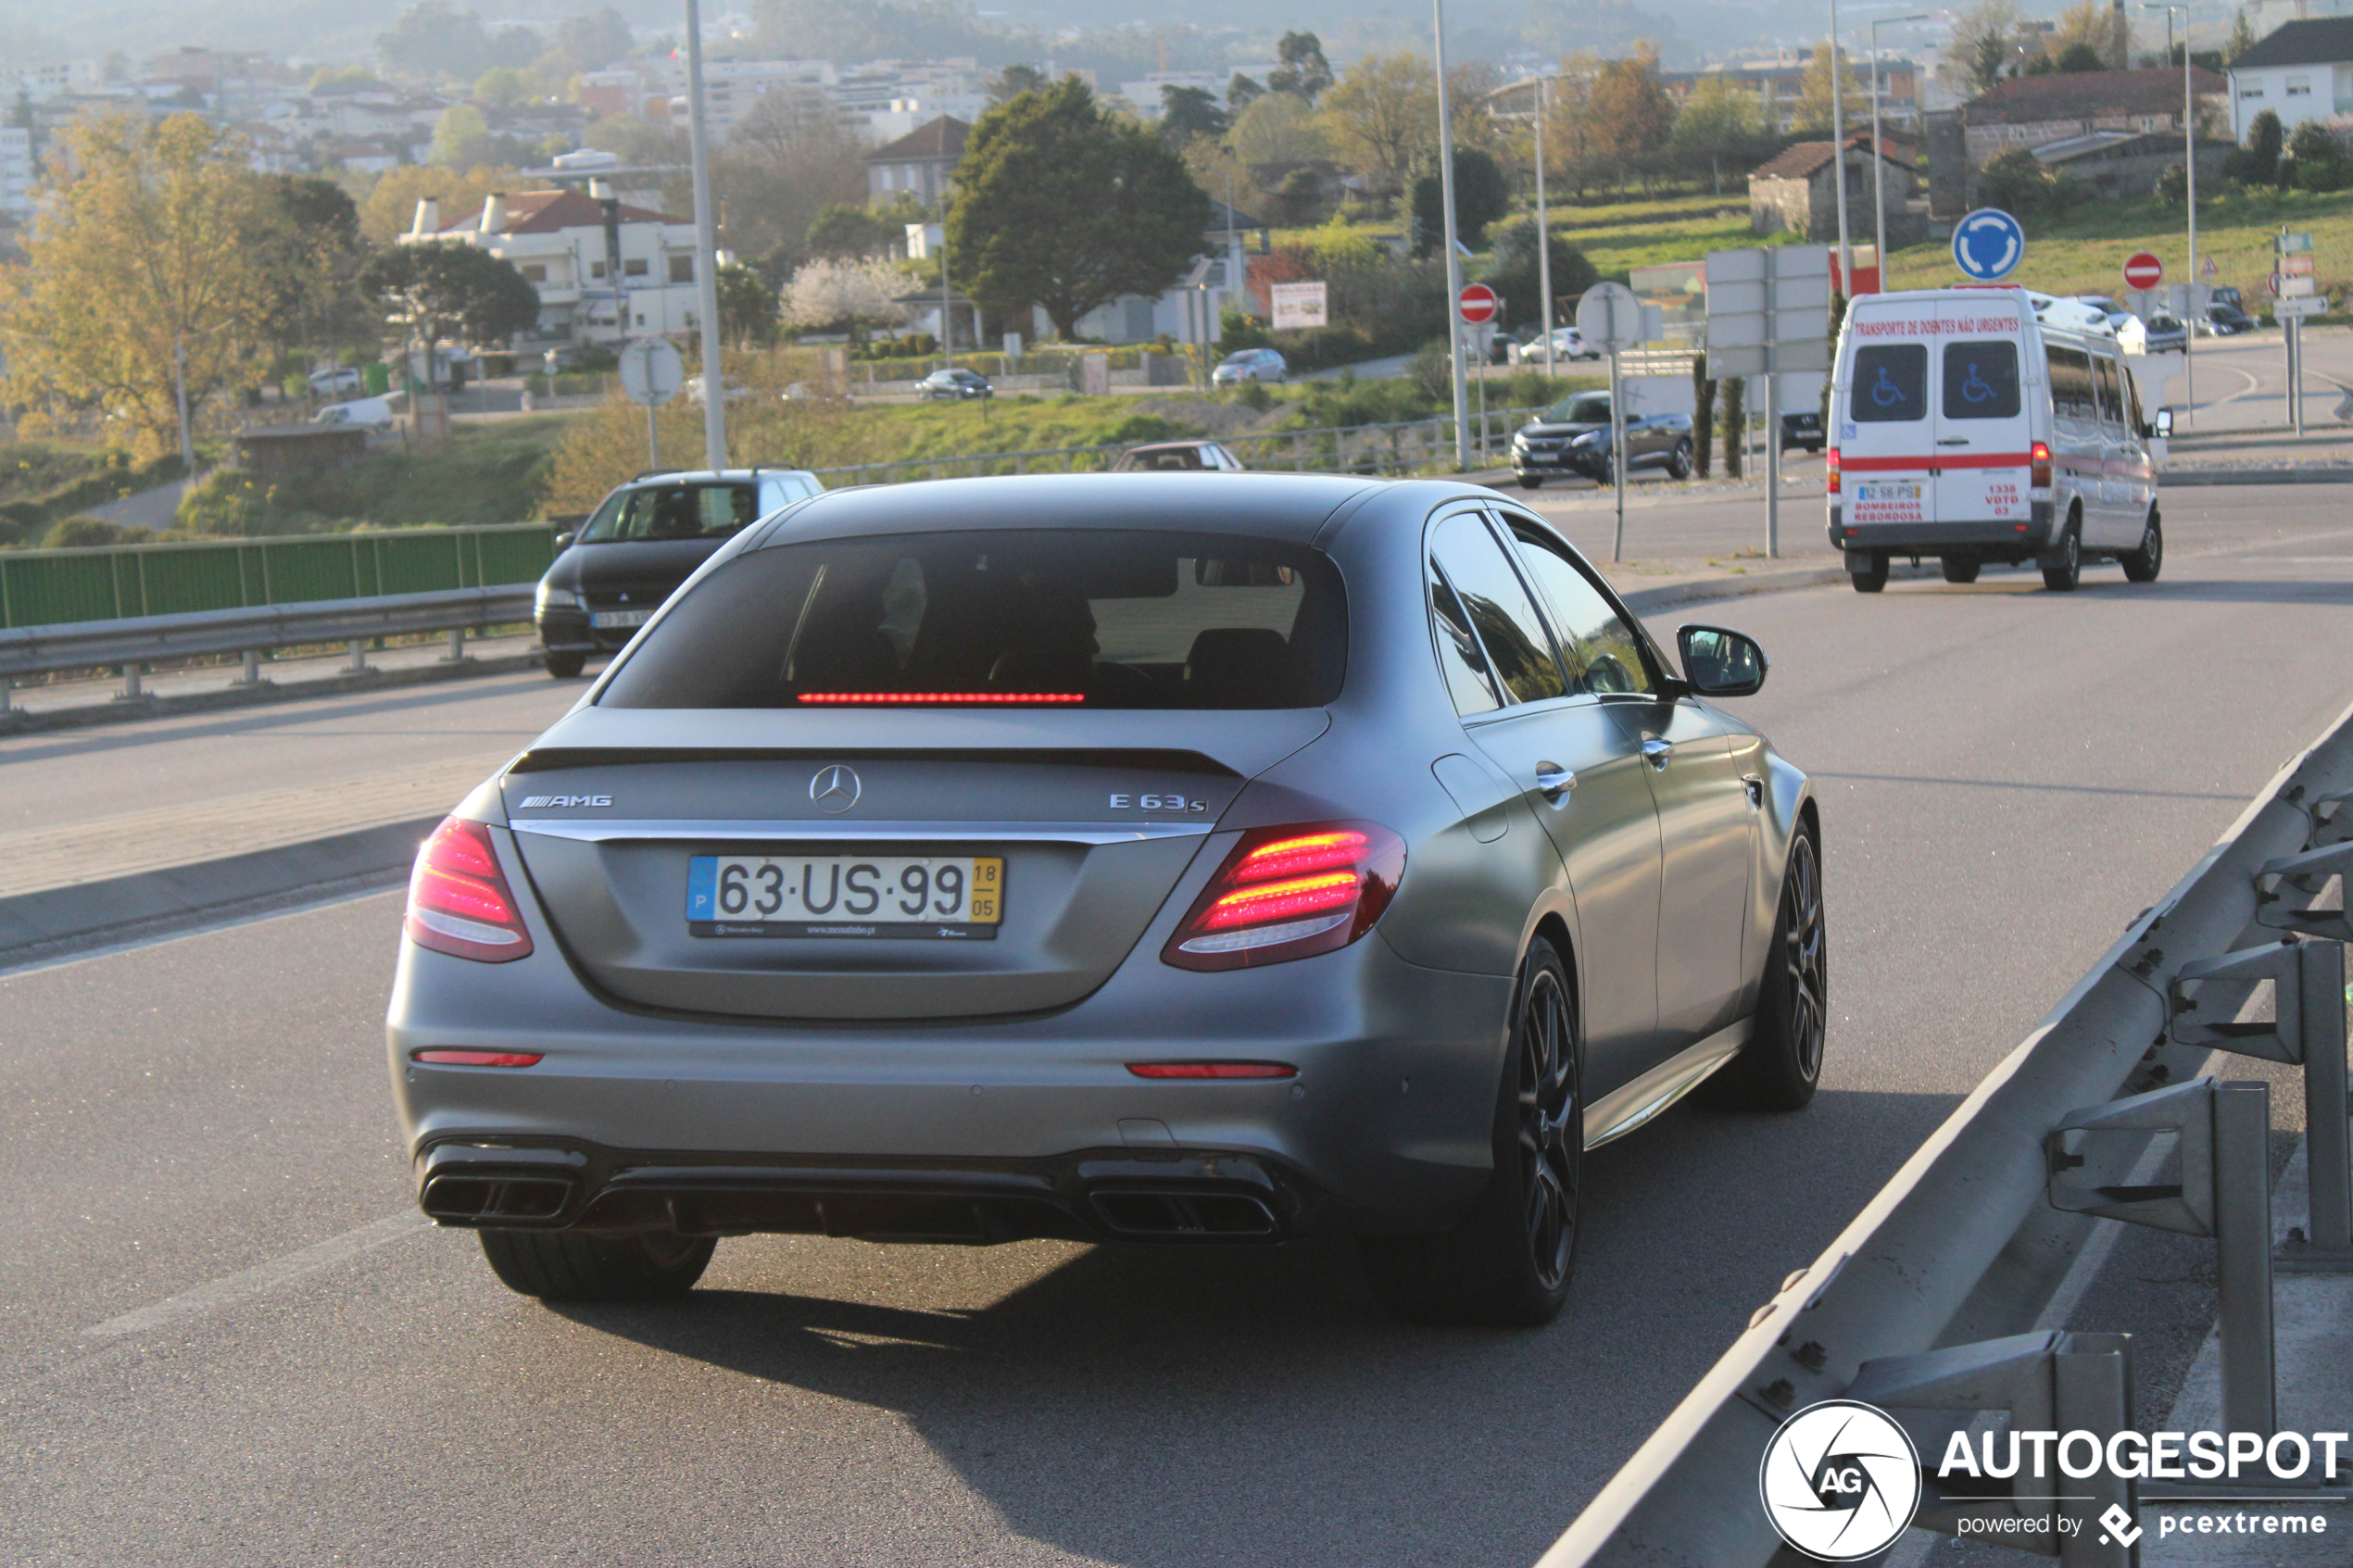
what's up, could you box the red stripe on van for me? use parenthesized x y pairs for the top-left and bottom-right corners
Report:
(1841, 452), (2032, 471)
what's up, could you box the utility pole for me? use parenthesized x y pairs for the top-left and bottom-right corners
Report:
(1870, 14), (1929, 294)
(1537, 74), (1555, 379)
(2142, 3), (2196, 426)
(1433, 0), (1469, 468)
(172, 331), (195, 472)
(1830, 0), (1851, 295)
(683, 0), (728, 471)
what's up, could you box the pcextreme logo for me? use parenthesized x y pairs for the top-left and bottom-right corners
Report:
(1758, 1400), (1922, 1562)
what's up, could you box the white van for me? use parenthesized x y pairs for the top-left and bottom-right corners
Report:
(1827, 286), (2167, 593)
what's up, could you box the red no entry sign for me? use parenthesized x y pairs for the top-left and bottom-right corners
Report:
(1457, 283), (1499, 325)
(2123, 252), (2164, 291)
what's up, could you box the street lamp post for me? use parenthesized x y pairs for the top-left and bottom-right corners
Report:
(2142, 2), (2196, 424)
(683, 0), (728, 471)
(1829, 0), (1850, 295)
(1869, 15), (1930, 294)
(1432, 0), (1469, 468)
(1537, 75), (1554, 379)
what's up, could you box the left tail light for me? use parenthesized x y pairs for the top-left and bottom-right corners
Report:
(1825, 447), (1841, 496)
(2031, 441), (2053, 488)
(406, 818), (534, 963)
(1162, 822), (1404, 972)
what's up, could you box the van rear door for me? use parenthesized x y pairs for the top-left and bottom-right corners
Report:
(1930, 304), (2033, 534)
(1839, 302), (1934, 534)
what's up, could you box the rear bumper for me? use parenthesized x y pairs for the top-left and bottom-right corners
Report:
(1827, 501), (2055, 555)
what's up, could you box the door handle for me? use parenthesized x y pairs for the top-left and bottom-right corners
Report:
(1936, 437), (1970, 446)
(1641, 738), (1672, 771)
(1534, 762), (1576, 802)
(1743, 773), (1765, 807)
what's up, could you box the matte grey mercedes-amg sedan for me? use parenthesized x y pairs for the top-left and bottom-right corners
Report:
(387, 472), (1825, 1326)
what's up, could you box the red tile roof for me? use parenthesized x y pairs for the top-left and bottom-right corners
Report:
(438, 188), (681, 234)
(864, 115), (970, 165)
(1750, 133), (1912, 182)
(1964, 66), (2224, 124)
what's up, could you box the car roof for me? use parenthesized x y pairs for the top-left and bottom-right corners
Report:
(749, 472), (1378, 546)
(1124, 440), (1222, 452)
(614, 468), (818, 489)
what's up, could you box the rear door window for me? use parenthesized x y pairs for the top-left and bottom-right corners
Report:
(1941, 341), (2020, 420)
(1428, 512), (1567, 705)
(599, 530), (1346, 709)
(1428, 560), (1503, 716)
(1851, 344), (1929, 423)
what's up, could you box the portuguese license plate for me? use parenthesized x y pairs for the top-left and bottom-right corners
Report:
(1856, 483), (1922, 501)
(687, 854), (1002, 939)
(590, 608), (653, 629)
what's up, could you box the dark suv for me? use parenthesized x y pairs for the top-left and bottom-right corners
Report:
(535, 468), (822, 677)
(1509, 392), (1692, 489)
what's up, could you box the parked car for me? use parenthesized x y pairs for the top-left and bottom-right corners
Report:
(1513, 327), (1602, 364)
(918, 368), (993, 401)
(1829, 286), (2164, 594)
(390, 470), (1824, 1327)
(2117, 313), (2188, 355)
(1509, 391), (1693, 488)
(683, 376), (750, 405)
(313, 396), (395, 431)
(2200, 302), (2256, 336)
(1780, 411), (1826, 453)
(308, 367), (363, 396)
(1483, 332), (1517, 366)
(533, 467), (824, 678)
(1211, 347), (1288, 385)
(1112, 440), (1246, 471)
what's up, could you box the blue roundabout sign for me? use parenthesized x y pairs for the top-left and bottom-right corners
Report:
(1952, 208), (2026, 282)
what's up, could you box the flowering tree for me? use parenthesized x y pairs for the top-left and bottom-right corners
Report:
(779, 257), (915, 345)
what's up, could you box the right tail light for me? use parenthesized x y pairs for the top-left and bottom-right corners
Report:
(407, 817), (535, 963)
(1162, 822), (1404, 972)
(2031, 441), (2052, 489)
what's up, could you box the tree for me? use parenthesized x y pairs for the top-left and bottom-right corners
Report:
(1479, 218), (1599, 330)
(2229, 107), (2284, 186)
(988, 64), (1047, 105)
(0, 114), (273, 452)
(546, 7), (632, 74)
(378, 1), (535, 82)
(1941, 0), (2022, 94)
(1587, 45), (1676, 179)
(358, 165), (531, 243)
(804, 203), (897, 259)
(2227, 7), (2258, 62)
(473, 67), (537, 107)
(947, 77), (1214, 340)
(2051, 0), (2128, 69)
(1227, 74), (1265, 114)
(431, 104), (497, 167)
(1268, 31), (1333, 104)
(717, 262), (778, 347)
(1793, 43), (1867, 132)
(1977, 146), (2056, 214)
(711, 88), (869, 265)
(1228, 92), (1330, 165)
(778, 256), (914, 345)
(254, 175), (375, 366)
(1412, 148), (1509, 253)
(1322, 52), (1438, 195)
(1669, 74), (1766, 173)
(1159, 85), (1227, 146)
(359, 240), (541, 352)
(2285, 119), (2351, 191)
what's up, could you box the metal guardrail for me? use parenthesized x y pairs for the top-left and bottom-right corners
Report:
(809, 407), (1556, 486)
(1538, 692), (2353, 1567)
(0, 522), (557, 633)
(0, 585), (535, 707)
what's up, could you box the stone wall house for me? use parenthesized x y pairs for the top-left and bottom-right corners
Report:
(1959, 67), (2225, 171)
(1748, 134), (1920, 242)
(2030, 130), (2232, 198)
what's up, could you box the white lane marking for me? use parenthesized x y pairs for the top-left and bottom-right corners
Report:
(84, 1212), (427, 1339)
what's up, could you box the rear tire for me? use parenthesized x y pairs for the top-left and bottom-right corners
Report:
(1941, 558), (1981, 583)
(2120, 513), (2163, 583)
(1705, 828), (1827, 1112)
(1667, 439), (1692, 481)
(1360, 945), (1581, 1327)
(1518, 473), (1544, 490)
(2041, 518), (2082, 592)
(1850, 553), (1889, 594)
(479, 1228), (715, 1303)
(543, 651), (585, 679)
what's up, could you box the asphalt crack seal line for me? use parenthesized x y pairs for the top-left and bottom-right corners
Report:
(82, 1212), (428, 1339)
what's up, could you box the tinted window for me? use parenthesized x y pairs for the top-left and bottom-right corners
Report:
(2093, 357), (2124, 426)
(2046, 346), (2097, 421)
(600, 530), (1344, 709)
(1429, 512), (1567, 704)
(1942, 341), (2020, 420)
(1852, 344), (1928, 422)
(1428, 560), (1502, 716)
(1548, 393), (1612, 423)
(580, 483), (757, 543)
(1120, 446), (1208, 470)
(1505, 527), (1655, 696)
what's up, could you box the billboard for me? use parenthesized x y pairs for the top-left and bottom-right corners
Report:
(1270, 281), (1327, 331)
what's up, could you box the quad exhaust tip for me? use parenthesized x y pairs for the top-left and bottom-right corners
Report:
(421, 1173), (574, 1224)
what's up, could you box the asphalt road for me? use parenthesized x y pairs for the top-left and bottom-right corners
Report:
(3, 484), (2350, 1565)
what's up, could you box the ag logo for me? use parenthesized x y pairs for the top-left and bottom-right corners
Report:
(1758, 1399), (1921, 1562)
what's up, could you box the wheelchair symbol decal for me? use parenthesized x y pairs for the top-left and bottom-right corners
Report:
(1958, 362), (1996, 404)
(1870, 365), (1908, 407)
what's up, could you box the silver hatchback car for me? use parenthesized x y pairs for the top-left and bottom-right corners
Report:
(388, 474), (1824, 1325)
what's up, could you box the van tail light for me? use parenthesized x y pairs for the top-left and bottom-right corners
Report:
(2031, 441), (2052, 488)
(1163, 822), (1405, 972)
(1825, 447), (1841, 496)
(407, 818), (535, 963)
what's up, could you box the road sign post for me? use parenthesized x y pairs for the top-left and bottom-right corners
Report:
(2123, 251), (2164, 292)
(619, 338), (686, 469)
(1705, 246), (1831, 560)
(1458, 284), (1500, 466)
(1951, 207), (2025, 282)
(1576, 282), (1647, 558)
(2279, 232), (2314, 435)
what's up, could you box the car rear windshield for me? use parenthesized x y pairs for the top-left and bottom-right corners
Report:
(580, 483), (757, 543)
(598, 529), (1346, 709)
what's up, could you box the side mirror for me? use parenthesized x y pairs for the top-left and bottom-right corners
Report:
(1677, 624), (1768, 697)
(2151, 408), (2174, 439)
(553, 531), (575, 551)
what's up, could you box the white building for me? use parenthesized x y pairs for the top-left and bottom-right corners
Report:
(0, 127), (35, 220)
(2227, 16), (2353, 137)
(1116, 66), (1282, 119)
(402, 187), (704, 348)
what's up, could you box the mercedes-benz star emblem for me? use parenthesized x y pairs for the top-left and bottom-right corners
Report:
(810, 764), (862, 813)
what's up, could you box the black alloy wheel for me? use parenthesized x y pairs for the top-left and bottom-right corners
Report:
(2121, 513), (2163, 583)
(1705, 828), (1827, 1111)
(1358, 945), (1582, 1326)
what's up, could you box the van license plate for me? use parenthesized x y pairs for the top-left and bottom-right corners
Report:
(590, 608), (653, 629)
(1856, 483), (1922, 501)
(687, 854), (1002, 939)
